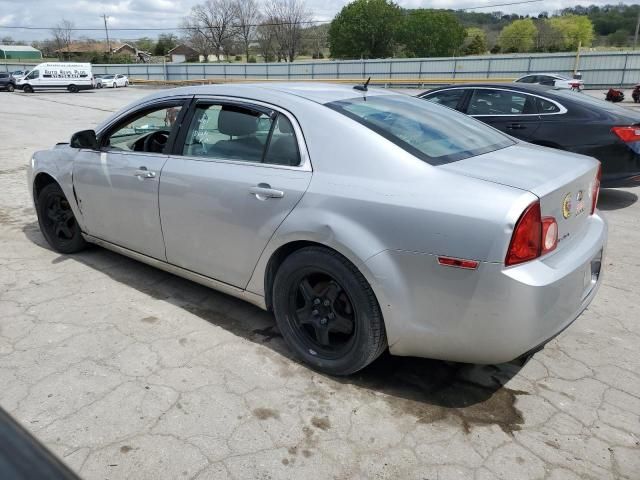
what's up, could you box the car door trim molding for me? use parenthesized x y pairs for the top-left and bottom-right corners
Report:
(83, 233), (267, 310)
(174, 95), (312, 172)
(422, 87), (568, 117)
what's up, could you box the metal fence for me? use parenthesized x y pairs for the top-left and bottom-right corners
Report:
(3, 50), (640, 88)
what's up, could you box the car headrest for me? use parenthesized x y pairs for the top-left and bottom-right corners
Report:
(218, 108), (258, 136)
(277, 116), (294, 134)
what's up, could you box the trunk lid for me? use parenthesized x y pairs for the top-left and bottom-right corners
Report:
(440, 142), (600, 252)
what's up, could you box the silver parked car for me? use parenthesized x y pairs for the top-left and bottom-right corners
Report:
(28, 83), (606, 375)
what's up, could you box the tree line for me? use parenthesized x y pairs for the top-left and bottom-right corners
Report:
(2, 1), (638, 63)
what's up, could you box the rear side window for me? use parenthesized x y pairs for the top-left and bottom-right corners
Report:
(536, 97), (561, 114)
(181, 104), (300, 166)
(468, 89), (535, 115)
(422, 89), (465, 110)
(326, 95), (513, 165)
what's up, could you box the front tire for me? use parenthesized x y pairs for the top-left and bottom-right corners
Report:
(23, 84), (33, 93)
(36, 183), (86, 254)
(272, 246), (387, 375)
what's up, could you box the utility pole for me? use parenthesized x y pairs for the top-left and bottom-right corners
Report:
(101, 14), (111, 54)
(634, 11), (640, 50)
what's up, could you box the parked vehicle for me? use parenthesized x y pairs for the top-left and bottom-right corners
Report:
(28, 84), (606, 375)
(515, 73), (584, 91)
(419, 83), (640, 187)
(605, 88), (624, 103)
(633, 84), (640, 103)
(16, 63), (93, 93)
(100, 74), (129, 88)
(94, 74), (106, 88)
(10, 70), (29, 81)
(0, 72), (15, 92)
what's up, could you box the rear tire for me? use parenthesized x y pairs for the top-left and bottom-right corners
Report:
(68, 84), (79, 93)
(36, 183), (86, 254)
(23, 84), (33, 93)
(272, 246), (387, 376)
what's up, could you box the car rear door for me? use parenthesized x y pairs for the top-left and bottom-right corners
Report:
(159, 98), (312, 289)
(464, 88), (541, 141)
(72, 98), (190, 260)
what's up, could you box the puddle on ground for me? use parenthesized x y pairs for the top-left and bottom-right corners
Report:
(344, 353), (527, 435)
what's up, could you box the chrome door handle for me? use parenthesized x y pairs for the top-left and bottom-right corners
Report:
(249, 184), (284, 199)
(506, 123), (526, 130)
(134, 167), (156, 179)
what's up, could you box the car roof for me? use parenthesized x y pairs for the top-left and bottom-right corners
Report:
(139, 82), (400, 106)
(422, 83), (558, 95)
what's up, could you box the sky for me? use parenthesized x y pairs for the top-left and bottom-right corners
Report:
(0, 0), (638, 43)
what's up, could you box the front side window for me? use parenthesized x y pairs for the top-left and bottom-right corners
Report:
(103, 104), (182, 153)
(423, 89), (466, 110)
(25, 70), (38, 80)
(181, 103), (301, 166)
(326, 94), (513, 165)
(468, 89), (534, 116)
(517, 75), (535, 84)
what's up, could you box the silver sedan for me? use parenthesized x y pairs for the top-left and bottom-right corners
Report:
(28, 83), (607, 375)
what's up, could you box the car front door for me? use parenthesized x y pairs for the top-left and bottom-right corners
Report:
(72, 99), (189, 259)
(159, 99), (312, 288)
(464, 88), (540, 141)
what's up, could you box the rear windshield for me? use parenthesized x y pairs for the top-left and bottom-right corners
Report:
(553, 89), (632, 113)
(326, 95), (514, 165)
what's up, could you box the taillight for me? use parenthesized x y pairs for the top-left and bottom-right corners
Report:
(505, 201), (559, 266)
(612, 126), (640, 142)
(591, 164), (601, 215)
(506, 202), (541, 266)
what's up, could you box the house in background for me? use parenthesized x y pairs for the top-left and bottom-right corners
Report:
(167, 44), (199, 63)
(0, 45), (42, 60)
(55, 42), (151, 62)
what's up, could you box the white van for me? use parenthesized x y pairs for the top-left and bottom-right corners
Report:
(17, 63), (94, 93)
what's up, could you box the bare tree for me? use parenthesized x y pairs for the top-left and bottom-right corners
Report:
(51, 19), (74, 60)
(1, 36), (15, 45)
(256, 20), (279, 62)
(264, 0), (311, 62)
(183, 0), (238, 61)
(234, 0), (261, 61)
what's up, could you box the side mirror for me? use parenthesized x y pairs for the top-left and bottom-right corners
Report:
(70, 130), (98, 150)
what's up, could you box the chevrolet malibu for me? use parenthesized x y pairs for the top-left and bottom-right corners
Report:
(28, 83), (607, 375)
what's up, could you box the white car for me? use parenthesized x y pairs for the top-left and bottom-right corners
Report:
(515, 73), (584, 91)
(11, 70), (29, 81)
(100, 74), (129, 88)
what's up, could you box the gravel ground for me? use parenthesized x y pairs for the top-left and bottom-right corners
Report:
(0, 86), (638, 480)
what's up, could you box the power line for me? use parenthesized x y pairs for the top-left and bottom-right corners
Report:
(0, 0), (548, 32)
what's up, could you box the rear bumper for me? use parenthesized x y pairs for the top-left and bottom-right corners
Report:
(366, 213), (607, 364)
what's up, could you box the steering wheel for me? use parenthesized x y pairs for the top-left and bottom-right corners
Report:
(143, 130), (170, 153)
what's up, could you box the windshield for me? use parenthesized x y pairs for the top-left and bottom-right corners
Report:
(326, 95), (514, 165)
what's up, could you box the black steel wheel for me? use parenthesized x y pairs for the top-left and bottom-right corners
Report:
(23, 84), (33, 93)
(273, 246), (387, 375)
(36, 183), (86, 254)
(68, 84), (79, 93)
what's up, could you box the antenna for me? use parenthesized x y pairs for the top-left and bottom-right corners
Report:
(353, 76), (371, 92)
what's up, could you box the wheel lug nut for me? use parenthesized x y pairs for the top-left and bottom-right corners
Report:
(312, 309), (319, 316)
(328, 312), (335, 320)
(320, 318), (327, 325)
(323, 300), (330, 307)
(313, 298), (321, 306)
